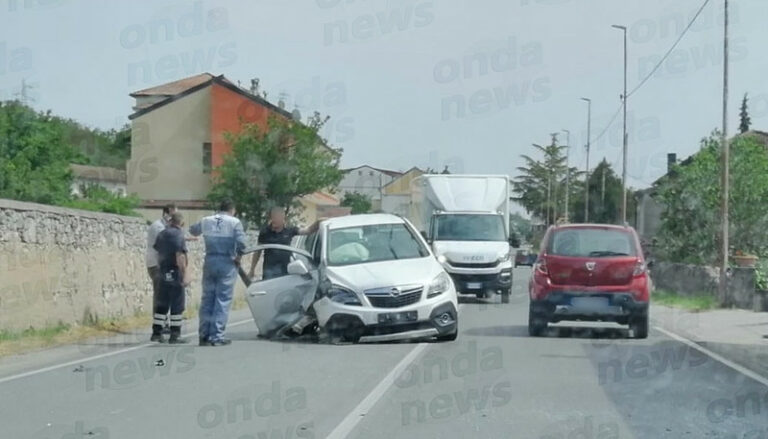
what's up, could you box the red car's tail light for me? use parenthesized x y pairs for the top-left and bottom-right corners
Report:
(632, 260), (646, 277)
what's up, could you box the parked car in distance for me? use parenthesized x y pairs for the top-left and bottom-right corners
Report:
(528, 223), (651, 338)
(514, 249), (536, 267)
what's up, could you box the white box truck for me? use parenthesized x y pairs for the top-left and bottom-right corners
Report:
(409, 174), (514, 303)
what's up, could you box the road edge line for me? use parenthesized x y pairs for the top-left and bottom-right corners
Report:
(653, 325), (768, 388)
(0, 318), (254, 385)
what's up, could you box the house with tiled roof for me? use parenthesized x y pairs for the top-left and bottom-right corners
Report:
(126, 73), (340, 225)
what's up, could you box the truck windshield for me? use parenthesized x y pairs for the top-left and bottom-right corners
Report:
(433, 214), (506, 241)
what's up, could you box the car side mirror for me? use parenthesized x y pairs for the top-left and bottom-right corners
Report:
(287, 259), (310, 276)
(646, 259), (655, 269)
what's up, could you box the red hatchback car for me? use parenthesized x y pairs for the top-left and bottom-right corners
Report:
(528, 224), (651, 338)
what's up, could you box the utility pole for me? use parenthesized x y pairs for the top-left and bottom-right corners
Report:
(581, 97), (592, 222)
(562, 129), (571, 222)
(550, 132), (560, 222)
(601, 165), (606, 204)
(547, 174), (552, 227)
(612, 24), (628, 224)
(718, 0), (730, 304)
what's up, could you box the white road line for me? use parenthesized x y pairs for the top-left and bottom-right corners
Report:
(0, 318), (254, 385)
(654, 325), (768, 388)
(325, 342), (428, 439)
(326, 303), (464, 439)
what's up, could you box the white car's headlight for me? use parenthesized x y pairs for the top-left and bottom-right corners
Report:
(327, 284), (362, 306)
(427, 272), (451, 298)
(497, 252), (511, 263)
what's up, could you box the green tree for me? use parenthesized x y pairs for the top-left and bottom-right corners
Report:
(208, 113), (344, 228)
(0, 101), (78, 205)
(570, 159), (634, 225)
(739, 93), (751, 134)
(341, 191), (372, 214)
(655, 131), (768, 264)
(513, 134), (579, 225)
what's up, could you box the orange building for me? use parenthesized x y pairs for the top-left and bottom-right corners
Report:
(127, 73), (340, 224)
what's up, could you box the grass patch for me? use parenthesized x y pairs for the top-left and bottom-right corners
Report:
(653, 289), (718, 311)
(0, 297), (249, 358)
(0, 323), (72, 343)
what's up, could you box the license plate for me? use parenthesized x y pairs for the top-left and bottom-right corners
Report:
(571, 297), (609, 309)
(378, 311), (418, 324)
(466, 282), (482, 290)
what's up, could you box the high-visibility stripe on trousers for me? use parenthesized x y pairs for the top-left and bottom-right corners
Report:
(153, 278), (185, 336)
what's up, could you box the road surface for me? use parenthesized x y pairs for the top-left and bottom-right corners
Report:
(1, 268), (766, 439)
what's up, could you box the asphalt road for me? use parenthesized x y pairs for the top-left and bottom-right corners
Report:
(2, 268), (767, 439)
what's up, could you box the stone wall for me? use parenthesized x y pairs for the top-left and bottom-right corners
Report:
(650, 261), (756, 309)
(0, 199), (254, 331)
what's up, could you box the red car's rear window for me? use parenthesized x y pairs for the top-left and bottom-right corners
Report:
(546, 228), (637, 257)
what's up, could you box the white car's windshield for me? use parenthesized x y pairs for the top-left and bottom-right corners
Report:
(327, 223), (429, 266)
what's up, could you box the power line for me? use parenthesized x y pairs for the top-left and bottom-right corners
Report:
(627, 0), (712, 98)
(589, 103), (623, 146)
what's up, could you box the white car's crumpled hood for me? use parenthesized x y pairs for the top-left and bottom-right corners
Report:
(327, 257), (443, 292)
(432, 240), (509, 264)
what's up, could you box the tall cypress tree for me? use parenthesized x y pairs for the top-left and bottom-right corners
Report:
(739, 93), (751, 134)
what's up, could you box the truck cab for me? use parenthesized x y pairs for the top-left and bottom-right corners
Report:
(428, 211), (514, 302)
(410, 174), (514, 303)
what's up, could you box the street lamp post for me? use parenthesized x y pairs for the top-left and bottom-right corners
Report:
(719, 0), (730, 304)
(580, 97), (592, 222)
(562, 129), (571, 222)
(612, 24), (628, 224)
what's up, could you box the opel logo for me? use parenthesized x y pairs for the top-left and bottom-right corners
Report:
(585, 262), (596, 271)
(390, 287), (401, 297)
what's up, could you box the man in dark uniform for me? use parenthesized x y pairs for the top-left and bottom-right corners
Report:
(151, 212), (190, 344)
(248, 207), (320, 280)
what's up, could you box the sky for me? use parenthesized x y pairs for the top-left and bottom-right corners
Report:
(2, 0), (767, 212)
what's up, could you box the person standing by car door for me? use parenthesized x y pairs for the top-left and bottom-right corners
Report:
(248, 206), (321, 280)
(146, 203), (176, 334)
(151, 212), (190, 344)
(190, 200), (247, 346)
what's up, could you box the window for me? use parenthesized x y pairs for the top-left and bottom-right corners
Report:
(202, 142), (212, 174)
(327, 223), (429, 266)
(547, 228), (637, 257)
(433, 214), (506, 242)
(312, 234), (322, 263)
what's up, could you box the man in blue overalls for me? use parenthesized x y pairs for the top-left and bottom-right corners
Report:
(190, 200), (247, 346)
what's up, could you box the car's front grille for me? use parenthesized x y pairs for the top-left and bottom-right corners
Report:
(364, 286), (423, 308)
(449, 261), (499, 269)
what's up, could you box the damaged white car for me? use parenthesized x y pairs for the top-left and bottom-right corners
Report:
(242, 214), (459, 343)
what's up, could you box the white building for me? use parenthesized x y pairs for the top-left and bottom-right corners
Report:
(338, 165), (403, 210)
(69, 164), (127, 197)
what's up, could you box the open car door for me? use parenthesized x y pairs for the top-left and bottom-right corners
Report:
(240, 244), (319, 338)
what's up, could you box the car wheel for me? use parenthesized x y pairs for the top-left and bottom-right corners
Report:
(629, 312), (649, 339)
(437, 328), (458, 342)
(501, 287), (511, 304)
(528, 302), (547, 336)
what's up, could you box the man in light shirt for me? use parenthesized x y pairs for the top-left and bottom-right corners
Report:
(146, 203), (177, 333)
